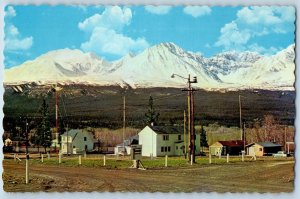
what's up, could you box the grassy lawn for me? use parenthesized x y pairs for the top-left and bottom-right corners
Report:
(6, 154), (293, 169)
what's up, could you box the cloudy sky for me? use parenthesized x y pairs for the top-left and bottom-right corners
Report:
(4, 5), (295, 68)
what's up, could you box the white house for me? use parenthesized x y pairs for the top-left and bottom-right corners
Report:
(60, 129), (96, 154)
(138, 126), (201, 157)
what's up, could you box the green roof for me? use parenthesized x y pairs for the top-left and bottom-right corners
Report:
(256, 142), (282, 147)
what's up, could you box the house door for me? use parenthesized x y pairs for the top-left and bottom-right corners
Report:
(85, 145), (88, 151)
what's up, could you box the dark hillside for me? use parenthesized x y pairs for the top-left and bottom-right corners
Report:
(3, 84), (295, 129)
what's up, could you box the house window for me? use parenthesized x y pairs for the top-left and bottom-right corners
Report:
(84, 137), (87, 141)
(165, 146), (168, 152)
(161, 147), (164, 152)
(178, 135), (181, 140)
(176, 146), (178, 150)
(168, 146), (171, 152)
(73, 146), (75, 148)
(259, 148), (262, 151)
(163, 135), (169, 141)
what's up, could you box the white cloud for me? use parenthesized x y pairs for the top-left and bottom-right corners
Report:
(79, 6), (149, 57)
(248, 43), (281, 55)
(183, 6), (211, 18)
(215, 6), (295, 54)
(81, 27), (149, 56)
(78, 6), (132, 33)
(144, 6), (171, 15)
(5, 6), (16, 18)
(5, 37), (33, 51)
(215, 22), (251, 50)
(4, 7), (33, 52)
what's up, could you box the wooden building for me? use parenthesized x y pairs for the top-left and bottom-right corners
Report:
(209, 140), (244, 156)
(246, 142), (282, 156)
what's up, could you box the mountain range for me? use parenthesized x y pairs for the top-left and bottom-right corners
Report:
(4, 42), (295, 90)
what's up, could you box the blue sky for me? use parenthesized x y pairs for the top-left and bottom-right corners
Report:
(4, 5), (295, 68)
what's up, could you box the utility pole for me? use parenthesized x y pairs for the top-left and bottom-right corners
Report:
(25, 117), (29, 159)
(55, 85), (59, 152)
(171, 74), (197, 163)
(243, 122), (246, 151)
(123, 95), (126, 154)
(53, 84), (62, 152)
(190, 81), (196, 163)
(239, 94), (242, 141)
(66, 123), (69, 155)
(187, 86), (191, 161)
(284, 126), (287, 152)
(184, 110), (187, 158)
(25, 117), (29, 184)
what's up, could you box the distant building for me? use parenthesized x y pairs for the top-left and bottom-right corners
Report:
(4, 138), (12, 147)
(209, 140), (244, 156)
(114, 135), (139, 155)
(246, 142), (282, 156)
(60, 129), (96, 154)
(138, 125), (200, 157)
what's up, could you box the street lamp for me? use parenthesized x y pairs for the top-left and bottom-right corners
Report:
(171, 73), (198, 163)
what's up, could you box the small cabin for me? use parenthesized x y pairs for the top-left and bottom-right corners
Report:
(246, 142), (282, 156)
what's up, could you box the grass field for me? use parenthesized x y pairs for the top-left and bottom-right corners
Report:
(3, 154), (294, 192)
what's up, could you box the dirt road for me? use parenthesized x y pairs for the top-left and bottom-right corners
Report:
(3, 160), (294, 192)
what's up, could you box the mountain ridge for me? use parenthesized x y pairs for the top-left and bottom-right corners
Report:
(4, 42), (295, 91)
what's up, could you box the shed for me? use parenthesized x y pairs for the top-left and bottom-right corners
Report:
(209, 140), (244, 156)
(114, 135), (139, 155)
(246, 142), (282, 156)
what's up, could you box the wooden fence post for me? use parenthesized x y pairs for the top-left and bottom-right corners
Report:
(79, 155), (82, 165)
(59, 153), (62, 164)
(165, 155), (168, 167)
(25, 159), (29, 184)
(242, 151), (245, 162)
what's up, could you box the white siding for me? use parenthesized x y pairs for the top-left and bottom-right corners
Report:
(138, 126), (201, 157)
(61, 130), (94, 154)
(138, 126), (157, 157)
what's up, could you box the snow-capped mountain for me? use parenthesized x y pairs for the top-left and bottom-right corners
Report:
(4, 42), (295, 90)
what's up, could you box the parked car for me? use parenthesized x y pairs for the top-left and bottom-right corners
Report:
(273, 151), (287, 158)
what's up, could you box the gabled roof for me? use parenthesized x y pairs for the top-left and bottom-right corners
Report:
(149, 125), (184, 134)
(247, 142), (282, 147)
(61, 129), (95, 142)
(61, 129), (80, 139)
(218, 140), (244, 147)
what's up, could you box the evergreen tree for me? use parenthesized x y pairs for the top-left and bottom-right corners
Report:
(200, 125), (209, 152)
(36, 99), (52, 153)
(145, 95), (160, 126)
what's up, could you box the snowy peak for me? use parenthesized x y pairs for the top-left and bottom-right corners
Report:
(4, 42), (295, 90)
